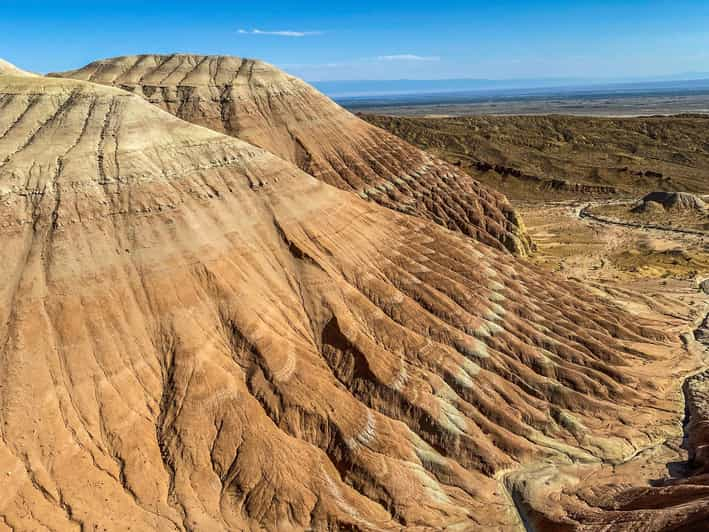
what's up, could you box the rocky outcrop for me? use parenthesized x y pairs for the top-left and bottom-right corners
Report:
(52, 54), (533, 255)
(633, 191), (707, 213)
(0, 69), (696, 530)
(474, 161), (620, 195)
(685, 372), (709, 472)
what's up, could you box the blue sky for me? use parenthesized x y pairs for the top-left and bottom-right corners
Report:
(2, 0), (708, 81)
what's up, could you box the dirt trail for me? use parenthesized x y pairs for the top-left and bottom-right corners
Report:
(579, 202), (708, 237)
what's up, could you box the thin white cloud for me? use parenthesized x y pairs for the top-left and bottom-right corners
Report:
(282, 62), (343, 69)
(283, 55), (442, 70)
(375, 54), (440, 62)
(238, 29), (322, 37)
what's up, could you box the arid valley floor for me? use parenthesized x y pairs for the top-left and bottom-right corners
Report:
(0, 55), (708, 531)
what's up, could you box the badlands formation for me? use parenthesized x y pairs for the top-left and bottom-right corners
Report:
(0, 56), (705, 530)
(633, 191), (707, 213)
(52, 55), (532, 255)
(364, 114), (709, 201)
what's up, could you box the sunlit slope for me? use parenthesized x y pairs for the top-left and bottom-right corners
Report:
(0, 70), (693, 531)
(54, 54), (532, 255)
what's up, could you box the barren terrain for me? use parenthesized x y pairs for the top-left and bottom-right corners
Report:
(516, 201), (709, 530)
(367, 110), (709, 529)
(364, 113), (709, 201)
(347, 92), (709, 118)
(586, 192), (709, 235)
(0, 56), (707, 531)
(52, 55), (532, 255)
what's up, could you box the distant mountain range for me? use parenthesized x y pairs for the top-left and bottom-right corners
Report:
(313, 75), (709, 98)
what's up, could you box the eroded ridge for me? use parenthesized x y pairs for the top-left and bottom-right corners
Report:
(0, 58), (37, 78)
(53, 54), (532, 255)
(0, 71), (693, 531)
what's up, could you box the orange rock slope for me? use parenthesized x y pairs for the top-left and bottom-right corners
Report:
(53, 54), (532, 255)
(0, 64), (700, 530)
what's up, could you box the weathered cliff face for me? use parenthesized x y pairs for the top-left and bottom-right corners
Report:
(52, 54), (532, 255)
(0, 68), (698, 531)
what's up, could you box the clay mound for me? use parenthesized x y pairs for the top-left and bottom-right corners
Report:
(633, 191), (707, 213)
(630, 198), (667, 216)
(0, 58), (36, 77)
(0, 73), (692, 530)
(52, 54), (532, 255)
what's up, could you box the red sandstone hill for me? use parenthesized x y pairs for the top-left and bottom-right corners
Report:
(0, 62), (702, 530)
(52, 54), (532, 255)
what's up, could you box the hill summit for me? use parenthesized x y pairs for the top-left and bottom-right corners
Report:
(0, 58), (36, 77)
(53, 54), (533, 255)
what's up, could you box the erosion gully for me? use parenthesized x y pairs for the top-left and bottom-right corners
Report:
(497, 202), (709, 532)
